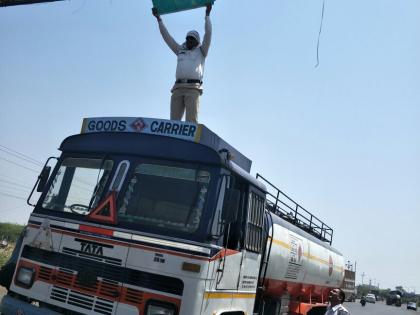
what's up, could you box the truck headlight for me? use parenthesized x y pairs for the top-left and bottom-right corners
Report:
(146, 301), (176, 315)
(16, 267), (35, 288)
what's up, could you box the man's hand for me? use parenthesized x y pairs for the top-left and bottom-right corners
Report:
(206, 4), (212, 16)
(152, 8), (161, 21)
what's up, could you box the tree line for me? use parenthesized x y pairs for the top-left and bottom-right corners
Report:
(0, 222), (24, 243)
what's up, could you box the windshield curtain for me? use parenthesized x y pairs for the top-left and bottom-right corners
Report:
(42, 157), (114, 214)
(117, 163), (211, 234)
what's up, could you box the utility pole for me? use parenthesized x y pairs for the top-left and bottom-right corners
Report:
(361, 272), (365, 286)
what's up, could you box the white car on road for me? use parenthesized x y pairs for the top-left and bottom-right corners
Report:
(366, 293), (376, 303)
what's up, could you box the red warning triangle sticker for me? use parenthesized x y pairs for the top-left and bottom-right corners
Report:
(87, 191), (118, 225)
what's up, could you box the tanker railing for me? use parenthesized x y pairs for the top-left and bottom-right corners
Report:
(256, 173), (333, 245)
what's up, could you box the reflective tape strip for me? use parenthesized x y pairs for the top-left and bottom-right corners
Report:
(29, 215), (211, 255)
(79, 225), (114, 236)
(270, 237), (344, 270)
(113, 231), (132, 240)
(132, 234), (211, 254)
(269, 237), (291, 250)
(64, 222), (79, 230)
(29, 215), (79, 231)
(204, 292), (256, 299)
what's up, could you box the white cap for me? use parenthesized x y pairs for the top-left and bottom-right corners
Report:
(186, 30), (200, 43)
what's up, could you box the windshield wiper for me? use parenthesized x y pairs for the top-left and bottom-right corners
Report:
(184, 167), (208, 227)
(87, 155), (108, 212)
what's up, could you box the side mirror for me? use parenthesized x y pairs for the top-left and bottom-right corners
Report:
(221, 188), (240, 223)
(37, 166), (51, 192)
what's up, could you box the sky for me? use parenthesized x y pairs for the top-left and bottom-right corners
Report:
(0, 0), (419, 292)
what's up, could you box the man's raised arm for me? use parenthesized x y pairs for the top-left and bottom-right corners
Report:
(200, 4), (212, 57)
(152, 8), (181, 55)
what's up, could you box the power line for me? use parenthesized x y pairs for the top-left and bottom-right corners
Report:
(0, 156), (40, 174)
(0, 144), (43, 166)
(0, 188), (28, 197)
(0, 185), (30, 194)
(0, 179), (32, 190)
(0, 173), (33, 184)
(0, 204), (28, 213)
(315, 0), (326, 68)
(0, 148), (42, 167)
(0, 191), (27, 201)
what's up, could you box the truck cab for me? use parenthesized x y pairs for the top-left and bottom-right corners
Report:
(0, 117), (266, 315)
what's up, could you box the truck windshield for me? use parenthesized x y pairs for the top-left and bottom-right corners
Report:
(42, 157), (114, 214)
(117, 163), (211, 234)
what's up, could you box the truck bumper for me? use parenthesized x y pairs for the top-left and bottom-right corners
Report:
(0, 295), (61, 315)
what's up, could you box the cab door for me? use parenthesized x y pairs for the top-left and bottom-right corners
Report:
(215, 176), (248, 290)
(237, 187), (265, 292)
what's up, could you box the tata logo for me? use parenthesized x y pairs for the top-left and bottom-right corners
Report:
(75, 237), (113, 256)
(80, 241), (104, 256)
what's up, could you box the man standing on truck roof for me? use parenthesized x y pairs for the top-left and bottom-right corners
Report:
(325, 288), (350, 315)
(152, 4), (212, 123)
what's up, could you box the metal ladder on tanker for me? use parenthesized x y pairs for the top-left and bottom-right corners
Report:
(256, 173), (333, 245)
(253, 209), (274, 315)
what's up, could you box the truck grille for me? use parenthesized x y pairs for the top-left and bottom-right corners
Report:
(37, 266), (120, 299)
(22, 245), (184, 296)
(51, 286), (114, 315)
(19, 258), (176, 314)
(39, 266), (54, 281)
(123, 288), (144, 304)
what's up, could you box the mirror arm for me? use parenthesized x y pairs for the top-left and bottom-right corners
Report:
(27, 156), (58, 207)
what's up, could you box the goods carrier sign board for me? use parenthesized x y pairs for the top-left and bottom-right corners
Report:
(81, 117), (202, 143)
(81, 117), (252, 172)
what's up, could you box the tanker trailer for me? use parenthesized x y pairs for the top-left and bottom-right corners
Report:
(386, 290), (403, 306)
(255, 175), (345, 315)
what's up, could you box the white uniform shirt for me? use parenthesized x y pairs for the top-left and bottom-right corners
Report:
(325, 304), (350, 315)
(175, 47), (205, 81)
(158, 16), (212, 83)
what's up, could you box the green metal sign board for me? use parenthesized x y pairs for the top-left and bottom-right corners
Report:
(152, 0), (215, 15)
(0, 0), (62, 7)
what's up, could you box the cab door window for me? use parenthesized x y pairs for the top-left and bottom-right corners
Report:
(224, 177), (247, 250)
(245, 191), (265, 253)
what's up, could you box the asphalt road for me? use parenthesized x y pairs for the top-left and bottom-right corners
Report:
(346, 301), (419, 315)
(0, 291), (418, 315)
